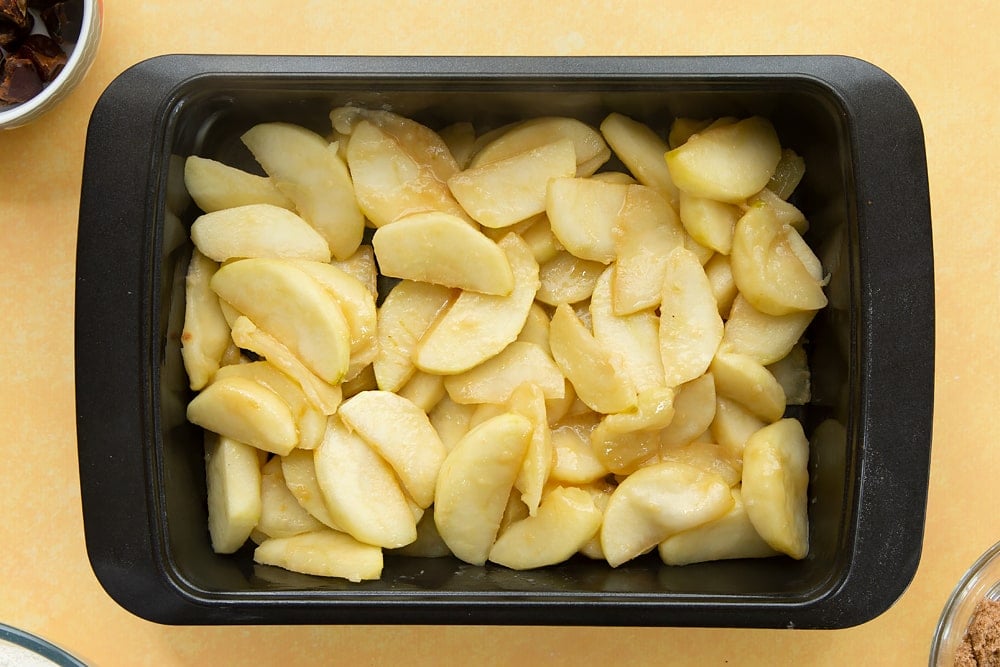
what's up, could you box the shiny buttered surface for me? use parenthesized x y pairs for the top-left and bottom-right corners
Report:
(180, 106), (824, 581)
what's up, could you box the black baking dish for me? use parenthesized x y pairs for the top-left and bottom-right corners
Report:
(75, 55), (934, 627)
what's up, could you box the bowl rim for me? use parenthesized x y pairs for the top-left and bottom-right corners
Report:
(0, 0), (102, 129)
(930, 539), (1000, 666)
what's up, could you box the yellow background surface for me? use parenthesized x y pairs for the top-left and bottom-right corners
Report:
(1, 1), (997, 664)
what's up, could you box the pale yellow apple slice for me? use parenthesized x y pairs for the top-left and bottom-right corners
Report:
(314, 417), (417, 549)
(449, 138), (577, 228)
(658, 487), (779, 565)
(187, 376), (298, 456)
(214, 361), (325, 450)
(469, 116), (610, 176)
(768, 343), (811, 406)
(658, 441), (740, 487)
(331, 244), (378, 299)
(599, 112), (679, 202)
(254, 529), (383, 582)
(374, 280), (454, 392)
(181, 249), (230, 390)
(549, 415), (608, 485)
(549, 302), (636, 414)
(659, 247), (724, 387)
(730, 203), (827, 316)
(184, 155), (294, 213)
(659, 372), (717, 449)
(747, 186), (807, 233)
(434, 413), (532, 565)
(590, 267), (665, 393)
(599, 460), (734, 567)
(489, 486), (602, 570)
(256, 456), (325, 539)
(535, 250), (604, 306)
(345, 120), (470, 227)
(766, 147), (806, 200)
(519, 213), (562, 265)
(741, 418), (810, 559)
(508, 383), (554, 517)
(415, 233), (540, 375)
(280, 448), (343, 531)
(611, 184), (685, 314)
(667, 117), (712, 149)
(590, 386), (676, 474)
(442, 341), (565, 405)
(190, 204), (331, 264)
(710, 351), (786, 423)
(721, 294), (816, 365)
(516, 302), (551, 354)
(428, 396), (476, 452)
(678, 191), (741, 255)
(439, 121), (477, 170)
(372, 211), (514, 295)
(211, 258), (351, 385)
(397, 371), (446, 413)
(229, 316), (342, 415)
(547, 176), (629, 264)
(710, 397), (766, 467)
(704, 253), (738, 318)
(204, 433), (262, 554)
(241, 122), (364, 260)
(338, 390), (448, 509)
(665, 116), (782, 203)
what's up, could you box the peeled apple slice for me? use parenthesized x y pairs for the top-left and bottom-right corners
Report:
(720, 294), (816, 366)
(338, 390), (448, 509)
(659, 247), (724, 387)
(678, 191), (741, 255)
(181, 249), (230, 391)
(489, 486), (602, 570)
(665, 116), (782, 203)
(434, 413), (533, 565)
(280, 448), (343, 531)
(710, 352), (787, 423)
(741, 418), (810, 559)
(599, 460), (734, 567)
(254, 530), (383, 582)
(658, 372), (717, 449)
(730, 203), (827, 316)
(442, 341), (565, 405)
(599, 112), (679, 202)
(204, 434), (262, 554)
(184, 155), (294, 213)
(314, 417), (417, 549)
(211, 258), (351, 385)
(241, 122), (364, 260)
(508, 382), (554, 517)
(190, 204), (331, 263)
(415, 233), (540, 375)
(448, 138), (577, 228)
(374, 280), (453, 392)
(469, 116), (610, 177)
(187, 376), (298, 455)
(372, 211), (514, 295)
(257, 456), (325, 539)
(547, 176), (629, 264)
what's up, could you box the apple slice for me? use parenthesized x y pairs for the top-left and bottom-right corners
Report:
(678, 191), (741, 255)
(374, 280), (454, 392)
(187, 376), (298, 456)
(549, 302), (636, 414)
(338, 390), (448, 509)
(535, 250), (604, 306)
(547, 176), (629, 264)
(741, 418), (810, 559)
(590, 267), (665, 393)
(489, 486), (602, 570)
(549, 414), (608, 485)
(314, 417), (417, 549)
(280, 448), (343, 531)
(704, 253), (738, 318)
(204, 433), (262, 554)
(710, 351), (786, 423)
(211, 258), (351, 385)
(372, 211), (514, 295)
(590, 386), (676, 474)
(241, 122), (364, 260)
(434, 413), (532, 565)
(190, 204), (331, 264)
(331, 244), (378, 299)
(415, 233), (540, 375)
(439, 121), (477, 170)
(516, 302), (551, 354)
(659, 247), (724, 387)
(254, 529), (383, 582)
(257, 456), (325, 539)
(766, 147), (806, 200)
(507, 383), (554, 517)
(184, 155), (294, 213)
(345, 120), (470, 227)
(730, 202), (828, 316)
(181, 249), (230, 391)
(768, 343), (811, 406)
(665, 116), (782, 203)
(397, 371), (447, 413)
(667, 117), (712, 149)
(611, 184), (685, 315)
(442, 341), (565, 405)
(428, 396), (477, 452)
(600, 461), (734, 567)
(658, 487), (778, 565)
(659, 441), (740, 487)
(657, 371), (717, 449)
(710, 397), (766, 467)
(721, 294), (816, 365)
(469, 116), (610, 177)
(449, 138), (577, 228)
(599, 112), (679, 203)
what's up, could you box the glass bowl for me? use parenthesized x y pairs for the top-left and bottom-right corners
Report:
(931, 540), (1000, 666)
(0, 623), (86, 667)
